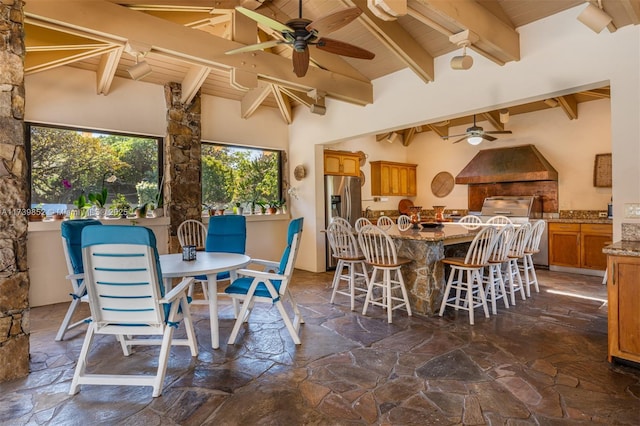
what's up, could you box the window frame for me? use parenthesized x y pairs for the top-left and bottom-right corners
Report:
(25, 122), (164, 208)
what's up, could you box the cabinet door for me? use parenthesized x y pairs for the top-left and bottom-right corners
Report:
(389, 165), (400, 195)
(580, 224), (612, 270)
(549, 224), (580, 267)
(324, 154), (342, 175)
(380, 164), (391, 194)
(406, 166), (417, 196)
(341, 156), (359, 176)
(608, 256), (640, 363)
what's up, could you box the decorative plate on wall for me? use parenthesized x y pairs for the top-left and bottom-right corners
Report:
(431, 171), (455, 197)
(294, 165), (306, 181)
(357, 151), (367, 167)
(359, 170), (365, 186)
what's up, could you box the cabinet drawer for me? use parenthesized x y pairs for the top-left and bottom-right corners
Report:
(581, 223), (612, 234)
(549, 223), (580, 232)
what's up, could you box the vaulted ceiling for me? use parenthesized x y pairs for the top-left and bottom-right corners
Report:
(24, 1), (637, 129)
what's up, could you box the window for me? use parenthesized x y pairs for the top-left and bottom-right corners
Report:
(27, 124), (162, 215)
(201, 143), (282, 211)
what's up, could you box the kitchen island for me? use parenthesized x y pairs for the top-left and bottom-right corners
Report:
(381, 223), (479, 316)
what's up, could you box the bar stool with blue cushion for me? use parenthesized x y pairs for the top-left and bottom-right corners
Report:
(439, 226), (498, 325)
(225, 218), (304, 345)
(358, 224), (412, 323)
(69, 225), (197, 397)
(56, 219), (102, 341)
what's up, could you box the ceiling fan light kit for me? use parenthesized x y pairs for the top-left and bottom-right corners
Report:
(467, 136), (483, 145)
(441, 114), (512, 145)
(577, 2), (613, 33)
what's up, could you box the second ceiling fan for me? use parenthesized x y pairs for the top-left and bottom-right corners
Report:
(226, 0), (375, 77)
(441, 114), (512, 145)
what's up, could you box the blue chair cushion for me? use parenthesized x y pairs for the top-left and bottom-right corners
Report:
(61, 219), (102, 275)
(205, 215), (246, 254)
(278, 217), (304, 273)
(224, 276), (282, 299)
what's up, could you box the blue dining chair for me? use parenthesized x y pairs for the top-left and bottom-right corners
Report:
(225, 217), (304, 345)
(70, 225), (197, 397)
(56, 219), (102, 341)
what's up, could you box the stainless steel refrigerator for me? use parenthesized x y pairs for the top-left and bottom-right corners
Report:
(325, 175), (362, 270)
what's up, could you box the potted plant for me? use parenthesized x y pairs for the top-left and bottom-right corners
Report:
(135, 202), (150, 218)
(88, 187), (108, 218)
(71, 193), (91, 219)
(233, 201), (244, 215)
(111, 193), (131, 218)
(28, 205), (46, 222)
(256, 201), (267, 215)
(267, 200), (282, 215)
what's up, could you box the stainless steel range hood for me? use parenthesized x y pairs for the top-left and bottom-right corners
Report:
(455, 144), (558, 184)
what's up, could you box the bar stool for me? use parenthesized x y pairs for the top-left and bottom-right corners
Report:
(397, 214), (412, 231)
(355, 217), (372, 232)
(358, 224), (412, 323)
(326, 220), (369, 311)
(520, 219), (545, 297)
(486, 215), (513, 225)
(504, 222), (531, 305)
(484, 224), (514, 314)
(376, 215), (394, 230)
(439, 226), (498, 325)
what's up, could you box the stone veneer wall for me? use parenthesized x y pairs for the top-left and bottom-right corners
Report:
(0, 0), (30, 382)
(164, 82), (202, 253)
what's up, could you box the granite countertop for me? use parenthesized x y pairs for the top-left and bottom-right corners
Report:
(384, 223), (478, 245)
(603, 240), (640, 257)
(546, 218), (613, 224)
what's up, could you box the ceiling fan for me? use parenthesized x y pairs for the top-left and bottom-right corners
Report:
(441, 114), (512, 145)
(225, 0), (375, 77)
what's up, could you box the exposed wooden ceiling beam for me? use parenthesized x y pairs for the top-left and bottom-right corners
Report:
(96, 47), (123, 95)
(414, 0), (520, 65)
(349, 0), (435, 83)
(426, 124), (448, 138)
(241, 81), (271, 118)
(271, 85), (293, 124)
(582, 88), (611, 99)
(482, 110), (504, 131)
(181, 65), (211, 104)
(402, 127), (417, 146)
(619, 0), (640, 24)
(25, 0), (373, 107)
(557, 94), (578, 120)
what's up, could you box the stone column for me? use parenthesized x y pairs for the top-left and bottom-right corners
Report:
(164, 82), (202, 253)
(0, 0), (30, 382)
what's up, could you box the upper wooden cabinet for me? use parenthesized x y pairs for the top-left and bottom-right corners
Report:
(549, 222), (612, 270)
(370, 161), (417, 196)
(324, 150), (360, 177)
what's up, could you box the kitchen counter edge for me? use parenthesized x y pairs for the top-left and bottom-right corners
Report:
(603, 240), (640, 257)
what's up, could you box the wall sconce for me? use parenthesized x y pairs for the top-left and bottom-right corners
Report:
(577, 1), (613, 34)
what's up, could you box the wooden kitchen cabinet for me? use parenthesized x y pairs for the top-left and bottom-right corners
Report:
(607, 255), (640, 364)
(549, 222), (612, 270)
(370, 161), (417, 196)
(323, 150), (360, 176)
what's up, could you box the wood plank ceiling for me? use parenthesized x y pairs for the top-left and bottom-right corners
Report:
(24, 0), (638, 131)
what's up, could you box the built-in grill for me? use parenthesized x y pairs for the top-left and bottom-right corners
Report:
(479, 196), (540, 224)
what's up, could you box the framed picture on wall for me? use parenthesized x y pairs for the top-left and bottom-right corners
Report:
(593, 153), (612, 187)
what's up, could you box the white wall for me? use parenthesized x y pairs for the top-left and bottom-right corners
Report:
(289, 6), (639, 272)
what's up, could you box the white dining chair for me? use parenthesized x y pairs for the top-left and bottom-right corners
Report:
(486, 215), (513, 225)
(397, 214), (412, 231)
(330, 216), (353, 229)
(355, 217), (372, 232)
(376, 215), (394, 230)
(177, 219), (209, 302)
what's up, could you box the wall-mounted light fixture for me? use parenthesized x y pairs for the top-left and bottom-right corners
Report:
(499, 109), (510, 124)
(577, 1), (613, 33)
(128, 58), (152, 80)
(386, 131), (402, 144)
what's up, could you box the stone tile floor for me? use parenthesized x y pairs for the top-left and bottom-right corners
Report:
(1, 269), (639, 425)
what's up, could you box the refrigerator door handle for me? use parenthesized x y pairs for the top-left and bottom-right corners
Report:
(345, 184), (351, 223)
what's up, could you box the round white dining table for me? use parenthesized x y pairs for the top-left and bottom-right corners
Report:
(160, 252), (250, 349)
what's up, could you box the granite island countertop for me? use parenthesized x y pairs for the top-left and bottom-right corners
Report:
(603, 241), (640, 257)
(383, 223), (478, 245)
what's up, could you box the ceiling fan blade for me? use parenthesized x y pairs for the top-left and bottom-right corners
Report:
(452, 136), (468, 144)
(482, 134), (497, 142)
(292, 48), (310, 77)
(235, 7), (293, 33)
(225, 40), (283, 55)
(441, 133), (467, 140)
(306, 7), (362, 35)
(485, 130), (513, 135)
(316, 38), (375, 59)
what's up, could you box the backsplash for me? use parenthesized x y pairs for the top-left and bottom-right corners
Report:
(622, 223), (640, 241)
(559, 210), (609, 220)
